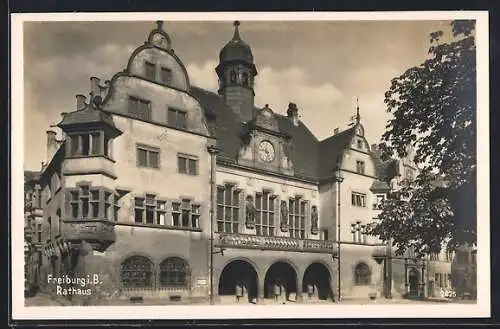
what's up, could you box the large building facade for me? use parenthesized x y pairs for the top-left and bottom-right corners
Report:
(31, 21), (443, 304)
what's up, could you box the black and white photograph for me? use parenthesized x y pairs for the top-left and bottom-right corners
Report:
(11, 11), (490, 320)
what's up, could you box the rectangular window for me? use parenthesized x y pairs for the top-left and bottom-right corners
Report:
(145, 61), (156, 80)
(170, 199), (199, 229)
(181, 199), (190, 227)
(356, 160), (365, 174)
(374, 194), (385, 209)
(81, 188), (89, 219)
(156, 200), (166, 225)
(191, 205), (200, 228)
(323, 229), (329, 241)
(172, 202), (181, 227)
(160, 67), (172, 85)
(70, 135), (80, 156)
(256, 192), (275, 237)
(70, 191), (79, 218)
(104, 191), (112, 220)
(91, 133), (101, 155)
(90, 190), (100, 218)
(68, 186), (109, 220)
(82, 134), (90, 156)
(289, 198), (306, 239)
(137, 146), (160, 169)
(113, 193), (120, 221)
(216, 185), (239, 233)
(134, 197), (145, 223)
(351, 192), (366, 207)
(128, 96), (151, 121)
(145, 194), (155, 224)
(168, 107), (187, 129)
(69, 132), (106, 157)
(177, 154), (197, 175)
(435, 274), (440, 287)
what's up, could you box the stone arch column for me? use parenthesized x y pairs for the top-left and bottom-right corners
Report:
(296, 268), (305, 302)
(257, 270), (266, 303)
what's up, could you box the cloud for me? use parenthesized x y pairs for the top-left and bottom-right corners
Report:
(187, 61), (360, 138)
(185, 61), (219, 91)
(24, 43), (136, 170)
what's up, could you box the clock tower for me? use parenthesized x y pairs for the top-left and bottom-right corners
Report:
(216, 21), (258, 123)
(237, 104), (294, 175)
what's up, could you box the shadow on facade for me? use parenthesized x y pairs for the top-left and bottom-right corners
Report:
(263, 261), (297, 300)
(218, 260), (258, 303)
(302, 262), (332, 300)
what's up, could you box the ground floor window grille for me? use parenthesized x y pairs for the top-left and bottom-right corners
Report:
(354, 262), (371, 285)
(120, 256), (155, 290)
(159, 257), (190, 288)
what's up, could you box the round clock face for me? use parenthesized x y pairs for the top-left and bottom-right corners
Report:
(258, 140), (275, 163)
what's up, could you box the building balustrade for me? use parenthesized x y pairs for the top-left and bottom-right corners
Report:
(215, 233), (338, 254)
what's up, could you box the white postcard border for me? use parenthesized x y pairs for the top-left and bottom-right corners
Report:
(11, 10), (490, 320)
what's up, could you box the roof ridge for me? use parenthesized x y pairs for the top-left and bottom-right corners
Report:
(319, 126), (355, 143)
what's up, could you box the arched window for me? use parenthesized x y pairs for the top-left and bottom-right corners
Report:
(229, 70), (237, 84)
(120, 256), (155, 290)
(160, 257), (190, 288)
(354, 262), (371, 285)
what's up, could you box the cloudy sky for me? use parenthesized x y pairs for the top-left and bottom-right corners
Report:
(23, 19), (452, 171)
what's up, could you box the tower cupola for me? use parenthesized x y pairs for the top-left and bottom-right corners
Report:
(215, 21), (258, 123)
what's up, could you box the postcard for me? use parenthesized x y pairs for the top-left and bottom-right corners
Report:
(11, 11), (490, 320)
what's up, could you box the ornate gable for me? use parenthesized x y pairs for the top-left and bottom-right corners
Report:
(237, 104), (294, 175)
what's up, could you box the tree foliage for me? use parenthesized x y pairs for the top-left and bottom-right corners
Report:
(368, 20), (477, 256)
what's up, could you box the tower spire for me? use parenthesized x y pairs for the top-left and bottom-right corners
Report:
(356, 97), (360, 123)
(156, 20), (164, 30)
(233, 20), (241, 40)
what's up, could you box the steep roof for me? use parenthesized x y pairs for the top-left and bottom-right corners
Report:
(190, 86), (320, 181)
(57, 101), (117, 130)
(318, 127), (356, 179)
(219, 21), (254, 65)
(190, 86), (404, 184)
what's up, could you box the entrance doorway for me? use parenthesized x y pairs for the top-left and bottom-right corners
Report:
(408, 268), (419, 297)
(303, 262), (333, 301)
(218, 260), (258, 303)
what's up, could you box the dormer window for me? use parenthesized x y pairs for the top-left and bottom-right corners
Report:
(356, 160), (365, 174)
(357, 139), (363, 149)
(230, 70), (237, 83)
(242, 72), (249, 86)
(128, 96), (152, 121)
(160, 67), (172, 85)
(167, 107), (187, 129)
(145, 61), (156, 81)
